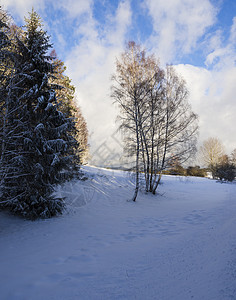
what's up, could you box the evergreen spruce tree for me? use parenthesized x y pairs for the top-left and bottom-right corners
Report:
(0, 9), (80, 219)
(0, 7), (12, 163)
(0, 7), (18, 187)
(0, 7), (13, 85)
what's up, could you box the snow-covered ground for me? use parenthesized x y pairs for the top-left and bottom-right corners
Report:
(0, 166), (236, 300)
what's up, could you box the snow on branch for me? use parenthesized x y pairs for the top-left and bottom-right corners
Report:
(51, 153), (60, 166)
(34, 123), (44, 131)
(53, 123), (68, 137)
(43, 139), (67, 152)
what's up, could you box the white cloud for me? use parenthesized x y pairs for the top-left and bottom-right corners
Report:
(2, 0), (92, 21)
(175, 63), (236, 155)
(197, 16), (236, 154)
(205, 29), (223, 53)
(205, 16), (236, 69)
(1, 0), (45, 21)
(112, 0), (132, 43)
(53, 0), (92, 19)
(144, 0), (217, 63)
(65, 0), (132, 164)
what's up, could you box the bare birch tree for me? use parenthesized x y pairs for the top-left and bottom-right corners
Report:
(149, 65), (198, 193)
(111, 42), (154, 201)
(200, 137), (225, 177)
(112, 42), (198, 200)
(138, 65), (198, 194)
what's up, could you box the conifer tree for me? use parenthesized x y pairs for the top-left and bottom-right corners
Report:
(0, 9), (79, 219)
(0, 7), (13, 164)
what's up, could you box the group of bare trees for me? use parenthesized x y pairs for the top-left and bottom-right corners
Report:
(111, 42), (198, 200)
(200, 137), (236, 181)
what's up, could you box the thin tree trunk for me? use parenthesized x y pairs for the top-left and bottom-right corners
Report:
(153, 94), (169, 194)
(149, 96), (155, 192)
(152, 173), (162, 194)
(139, 122), (150, 192)
(132, 96), (140, 202)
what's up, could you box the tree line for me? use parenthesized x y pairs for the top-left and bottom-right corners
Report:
(163, 137), (236, 181)
(0, 7), (88, 219)
(200, 137), (236, 182)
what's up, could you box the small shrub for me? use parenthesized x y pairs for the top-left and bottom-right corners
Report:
(186, 166), (207, 177)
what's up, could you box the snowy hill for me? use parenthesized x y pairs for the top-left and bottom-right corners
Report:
(0, 166), (236, 300)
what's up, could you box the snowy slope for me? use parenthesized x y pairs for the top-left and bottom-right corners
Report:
(0, 166), (236, 300)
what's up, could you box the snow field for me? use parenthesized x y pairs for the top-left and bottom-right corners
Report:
(0, 166), (236, 299)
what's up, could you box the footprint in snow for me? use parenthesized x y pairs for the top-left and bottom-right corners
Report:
(183, 212), (206, 225)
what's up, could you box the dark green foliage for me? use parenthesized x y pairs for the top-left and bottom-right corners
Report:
(215, 163), (235, 182)
(0, 9), (80, 219)
(0, 7), (14, 161)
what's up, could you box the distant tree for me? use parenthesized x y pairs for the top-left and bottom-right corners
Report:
(200, 137), (224, 178)
(111, 42), (198, 200)
(230, 148), (236, 166)
(0, 9), (80, 219)
(168, 158), (187, 176)
(186, 166), (206, 177)
(215, 155), (235, 182)
(73, 102), (89, 164)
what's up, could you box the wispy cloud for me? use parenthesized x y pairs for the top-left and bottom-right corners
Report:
(205, 16), (236, 68)
(144, 0), (217, 63)
(53, 0), (93, 19)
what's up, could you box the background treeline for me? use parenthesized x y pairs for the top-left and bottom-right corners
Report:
(0, 7), (88, 219)
(165, 137), (236, 181)
(200, 137), (236, 182)
(165, 163), (207, 177)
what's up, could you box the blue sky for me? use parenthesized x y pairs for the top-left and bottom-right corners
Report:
(2, 0), (236, 165)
